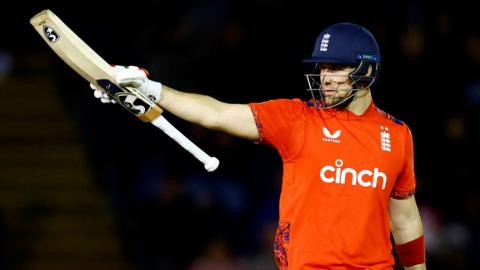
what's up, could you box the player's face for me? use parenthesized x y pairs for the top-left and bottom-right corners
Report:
(319, 64), (356, 106)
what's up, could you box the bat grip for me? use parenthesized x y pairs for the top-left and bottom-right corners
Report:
(150, 116), (220, 172)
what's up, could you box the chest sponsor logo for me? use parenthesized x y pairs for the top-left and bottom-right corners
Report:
(319, 159), (387, 190)
(322, 127), (341, 143)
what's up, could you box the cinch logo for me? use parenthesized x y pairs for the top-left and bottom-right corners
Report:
(319, 159), (387, 190)
(322, 127), (341, 143)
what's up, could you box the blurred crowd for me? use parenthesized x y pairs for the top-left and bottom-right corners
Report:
(2, 0), (480, 269)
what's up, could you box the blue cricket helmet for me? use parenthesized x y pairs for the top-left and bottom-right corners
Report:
(303, 22), (380, 66)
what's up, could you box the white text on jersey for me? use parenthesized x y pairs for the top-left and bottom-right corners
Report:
(319, 159), (387, 190)
(322, 127), (341, 143)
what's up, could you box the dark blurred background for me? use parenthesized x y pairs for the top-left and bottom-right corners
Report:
(1, 0), (479, 269)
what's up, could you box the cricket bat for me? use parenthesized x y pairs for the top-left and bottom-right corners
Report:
(30, 9), (219, 172)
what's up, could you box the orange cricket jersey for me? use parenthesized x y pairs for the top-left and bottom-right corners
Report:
(249, 99), (416, 270)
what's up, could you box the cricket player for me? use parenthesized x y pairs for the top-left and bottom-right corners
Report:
(92, 22), (426, 270)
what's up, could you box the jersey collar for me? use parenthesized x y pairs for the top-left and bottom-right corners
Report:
(320, 100), (376, 120)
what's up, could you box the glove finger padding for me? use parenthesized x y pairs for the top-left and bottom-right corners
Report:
(93, 89), (103, 98)
(90, 83), (98, 90)
(114, 65), (148, 88)
(101, 98), (112, 104)
(91, 82), (115, 103)
(101, 92), (115, 104)
(113, 65), (162, 102)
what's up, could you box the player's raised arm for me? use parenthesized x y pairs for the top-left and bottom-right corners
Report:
(31, 10), (220, 171)
(93, 65), (259, 141)
(159, 86), (259, 141)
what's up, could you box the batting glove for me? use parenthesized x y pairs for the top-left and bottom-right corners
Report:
(90, 65), (162, 104)
(90, 83), (115, 104)
(114, 65), (162, 103)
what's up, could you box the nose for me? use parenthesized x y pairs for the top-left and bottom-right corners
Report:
(321, 75), (337, 88)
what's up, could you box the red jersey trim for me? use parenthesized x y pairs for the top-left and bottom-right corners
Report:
(391, 189), (415, 199)
(248, 104), (264, 144)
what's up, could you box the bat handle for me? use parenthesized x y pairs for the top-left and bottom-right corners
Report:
(150, 116), (220, 172)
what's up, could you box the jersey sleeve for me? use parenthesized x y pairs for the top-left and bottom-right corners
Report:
(391, 125), (416, 199)
(249, 99), (305, 159)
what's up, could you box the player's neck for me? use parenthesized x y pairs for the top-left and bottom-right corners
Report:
(347, 90), (372, 116)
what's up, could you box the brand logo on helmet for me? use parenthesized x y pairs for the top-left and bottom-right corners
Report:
(320, 159), (387, 190)
(356, 53), (379, 62)
(320, 33), (331, 52)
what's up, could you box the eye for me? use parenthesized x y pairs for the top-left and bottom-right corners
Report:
(319, 64), (351, 72)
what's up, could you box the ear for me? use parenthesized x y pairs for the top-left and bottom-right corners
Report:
(367, 64), (373, 76)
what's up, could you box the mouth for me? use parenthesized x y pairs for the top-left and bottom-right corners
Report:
(322, 89), (336, 96)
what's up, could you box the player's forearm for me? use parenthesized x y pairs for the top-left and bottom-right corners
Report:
(389, 196), (426, 269)
(392, 216), (426, 269)
(159, 86), (222, 128)
(390, 196), (424, 244)
(391, 214), (424, 244)
(158, 86), (259, 140)
(392, 218), (426, 270)
(404, 263), (426, 270)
